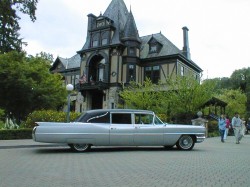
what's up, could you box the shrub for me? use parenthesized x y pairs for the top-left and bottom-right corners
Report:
(3, 118), (19, 129)
(0, 121), (4, 129)
(0, 108), (4, 120)
(208, 131), (220, 137)
(207, 120), (219, 137)
(208, 120), (218, 133)
(24, 110), (81, 128)
(0, 129), (32, 140)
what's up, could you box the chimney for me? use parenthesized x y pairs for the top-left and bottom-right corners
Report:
(182, 26), (191, 60)
(87, 13), (96, 31)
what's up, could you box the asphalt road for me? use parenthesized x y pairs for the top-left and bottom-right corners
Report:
(0, 135), (250, 187)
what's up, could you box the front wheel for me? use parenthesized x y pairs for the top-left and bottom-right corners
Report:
(68, 144), (91, 152)
(176, 135), (195, 150)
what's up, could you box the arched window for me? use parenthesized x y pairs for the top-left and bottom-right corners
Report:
(98, 59), (106, 81)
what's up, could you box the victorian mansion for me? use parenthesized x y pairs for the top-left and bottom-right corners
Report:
(50, 0), (202, 112)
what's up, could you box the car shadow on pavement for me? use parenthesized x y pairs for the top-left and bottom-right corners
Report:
(33, 146), (205, 154)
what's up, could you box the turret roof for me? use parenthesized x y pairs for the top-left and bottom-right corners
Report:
(123, 10), (140, 42)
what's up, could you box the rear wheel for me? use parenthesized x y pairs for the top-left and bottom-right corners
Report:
(176, 135), (195, 150)
(68, 144), (91, 152)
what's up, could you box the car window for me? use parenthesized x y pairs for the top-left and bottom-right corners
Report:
(135, 114), (153, 125)
(154, 115), (164, 125)
(76, 112), (110, 123)
(112, 113), (132, 124)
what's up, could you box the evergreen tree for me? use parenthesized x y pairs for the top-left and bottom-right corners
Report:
(0, 0), (38, 53)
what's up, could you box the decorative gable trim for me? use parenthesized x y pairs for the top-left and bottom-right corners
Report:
(50, 58), (66, 73)
(148, 36), (163, 54)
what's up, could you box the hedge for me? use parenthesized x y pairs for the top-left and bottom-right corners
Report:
(0, 129), (32, 140)
(24, 110), (81, 128)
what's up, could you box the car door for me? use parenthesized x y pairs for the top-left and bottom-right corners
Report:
(78, 111), (110, 146)
(109, 113), (135, 146)
(133, 113), (164, 146)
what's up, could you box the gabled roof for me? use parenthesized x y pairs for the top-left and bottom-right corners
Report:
(140, 33), (182, 59)
(140, 32), (202, 72)
(50, 54), (81, 72)
(65, 54), (81, 69)
(202, 97), (228, 107)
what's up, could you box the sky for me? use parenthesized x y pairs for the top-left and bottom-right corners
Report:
(19, 0), (250, 79)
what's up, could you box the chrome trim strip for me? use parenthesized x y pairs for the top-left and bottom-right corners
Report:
(32, 127), (37, 141)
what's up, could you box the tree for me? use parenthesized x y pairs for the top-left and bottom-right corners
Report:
(216, 89), (247, 118)
(203, 67), (250, 117)
(164, 76), (216, 122)
(0, 0), (38, 53)
(230, 68), (250, 116)
(119, 76), (216, 123)
(34, 51), (54, 63)
(230, 68), (250, 92)
(119, 78), (163, 112)
(0, 51), (67, 121)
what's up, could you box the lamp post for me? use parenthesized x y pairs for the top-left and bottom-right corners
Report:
(66, 84), (74, 122)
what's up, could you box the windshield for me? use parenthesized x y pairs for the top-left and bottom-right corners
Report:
(154, 115), (164, 125)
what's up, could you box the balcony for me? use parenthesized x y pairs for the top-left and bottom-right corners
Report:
(76, 81), (109, 91)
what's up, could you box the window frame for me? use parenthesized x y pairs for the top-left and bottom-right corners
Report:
(144, 65), (160, 84)
(127, 64), (136, 82)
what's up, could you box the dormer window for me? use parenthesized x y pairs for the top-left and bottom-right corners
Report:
(150, 45), (157, 53)
(148, 37), (162, 54)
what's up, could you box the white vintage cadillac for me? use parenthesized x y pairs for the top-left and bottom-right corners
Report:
(32, 109), (206, 152)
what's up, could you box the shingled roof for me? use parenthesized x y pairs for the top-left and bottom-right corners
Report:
(76, 0), (202, 72)
(122, 10), (140, 42)
(51, 54), (81, 72)
(103, 0), (129, 44)
(140, 33), (182, 59)
(140, 32), (202, 71)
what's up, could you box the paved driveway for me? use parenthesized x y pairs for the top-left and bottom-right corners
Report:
(0, 135), (250, 187)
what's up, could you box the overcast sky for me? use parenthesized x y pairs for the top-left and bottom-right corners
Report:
(19, 0), (250, 79)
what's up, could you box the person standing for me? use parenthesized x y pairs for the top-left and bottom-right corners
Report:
(218, 114), (226, 143)
(232, 112), (242, 144)
(224, 115), (230, 140)
(241, 118), (246, 137)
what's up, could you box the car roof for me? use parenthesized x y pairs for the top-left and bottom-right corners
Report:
(85, 109), (154, 114)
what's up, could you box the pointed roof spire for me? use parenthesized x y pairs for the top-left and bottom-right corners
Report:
(103, 0), (129, 44)
(123, 10), (140, 42)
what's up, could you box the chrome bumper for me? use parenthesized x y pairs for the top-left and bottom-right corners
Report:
(32, 127), (37, 141)
(196, 135), (206, 143)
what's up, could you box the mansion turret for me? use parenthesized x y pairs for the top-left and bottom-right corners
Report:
(50, 0), (202, 112)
